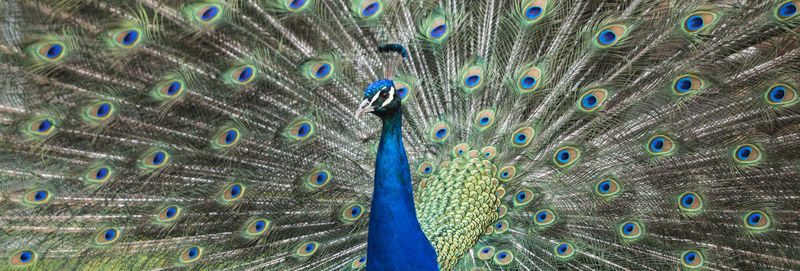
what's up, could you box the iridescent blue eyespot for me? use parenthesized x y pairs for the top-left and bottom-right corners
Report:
(397, 87), (408, 98)
(37, 120), (52, 132)
(290, 0), (307, 9)
(10, 250), (36, 266)
(520, 76), (536, 89)
(316, 172), (327, 184)
(465, 75), (480, 87)
(676, 78), (692, 92)
(737, 146), (752, 160)
(436, 129), (447, 138)
(224, 130), (237, 144)
(744, 211), (770, 230)
(315, 64), (330, 78)
(19, 251), (32, 263)
(582, 94), (597, 108)
(517, 192), (527, 202)
(46, 44), (63, 59)
(34, 191), (47, 201)
(305, 243), (315, 252)
(557, 150), (569, 163)
(238, 67), (253, 82)
(779, 2), (798, 19)
(598, 30), (617, 45)
(104, 229), (116, 241)
(526, 7), (542, 20)
(685, 15), (704, 31)
(165, 207), (177, 218)
(297, 124), (310, 137)
(362, 3), (379, 16)
(681, 194), (695, 207)
(534, 209), (556, 226)
(201, 6), (219, 21)
(152, 152), (164, 165)
(230, 185), (241, 198)
(430, 25), (446, 38)
(650, 137), (665, 152)
(122, 30), (138, 46)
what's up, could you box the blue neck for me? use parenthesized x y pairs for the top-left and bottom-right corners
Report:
(366, 111), (439, 271)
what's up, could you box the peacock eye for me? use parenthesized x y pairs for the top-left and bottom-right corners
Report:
(380, 90), (390, 99)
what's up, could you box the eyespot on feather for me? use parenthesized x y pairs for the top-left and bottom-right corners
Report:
(85, 166), (113, 183)
(744, 211), (770, 230)
(418, 162), (434, 175)
(514, 188), (533, 206)
(647, 135), (677, 155)
(221, 183), (245, 201)
(511, 127), (534, 147)
(155, 80), (185, 99)
(393, 81), (411, 100)
(481, 146), (497, 159)
(351, 255), (367, 268)
(157, 205), (182, 222)
(596, 179), (621, 198)
(341, 204), (364, 222)
(356, 0), (382, 19)
(141, 150), (169, 169)
(595, 25), (627, 47)
(673, 75), (704, 95)
(498, 166), (516, 181)
(681, 250), (704, 269)
(497, 205), (508, 218)
(494, 220), (509, 233)
(495, 187), (506, 198)
(34, 41), (66, 61)
(683, 12), (716, 33)
(213, 128), (240, 148)
(27, 118), (56, 136)
(85, 102), (115, 121)
(679, 192), (703, 213)
(522, 0), (548, 23)
(578, 89), (608, 112)
(554, 243), (575, 259)
(95, 228), (120, 245)
(477, 246), (495, 260)
(430, 122), (450, 142)
(517, 67), (541, 92)
(179, 246), (203, 263)
(226, 65), (256, 85)
(765, 85), (798, 106)
(194, 4), (221, 23)
(777, 1), (800, 20)
(553, 147), (580, 167)
(534, 209), (555, 226)
(9, 250), (36, 266)
(474, 110), (496, 130)
(493, 250), (514, 265)
(112, 28), (141, 48)
(24, 189), (51, 205)
(308, 61), (334, 80)
(245, 218), (270, 236)
(296, 242), (319, 257)
(453, 143), (469, 157)
(733, 144), (762, 165)
(285, 0), (310, 11)
(426, 18), (448, 40)
(461, 66), (484, 90)
(307, 169), (331, 189)
(619, 221), (644, 240)
(289, 121), (314, 140)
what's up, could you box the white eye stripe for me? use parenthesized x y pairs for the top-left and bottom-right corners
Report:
(381, 87), (395, 107)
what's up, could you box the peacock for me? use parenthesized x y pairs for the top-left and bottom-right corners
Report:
(2, 0), (800, 270)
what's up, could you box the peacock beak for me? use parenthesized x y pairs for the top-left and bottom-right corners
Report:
(354, 99), (376, 118)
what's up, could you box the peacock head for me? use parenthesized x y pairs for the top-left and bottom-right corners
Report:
(355, 79), (400, 119)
